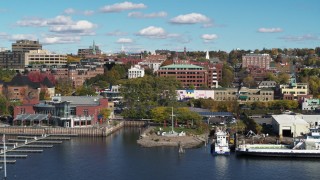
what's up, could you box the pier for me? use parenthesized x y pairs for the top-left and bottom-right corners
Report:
(0, 134), (71, 165)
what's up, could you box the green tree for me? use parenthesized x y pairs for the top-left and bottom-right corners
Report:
(121, 76), (181, 119)
(99, 108), (111, 123)
(75, 85), (96, 96)
(220, 64), (234, 87)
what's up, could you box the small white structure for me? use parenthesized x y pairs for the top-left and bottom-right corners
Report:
(128, 65), (145, 79)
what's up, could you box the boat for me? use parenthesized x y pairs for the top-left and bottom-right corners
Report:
(211, 129), (230, 155)
(236, 128), (320, 158)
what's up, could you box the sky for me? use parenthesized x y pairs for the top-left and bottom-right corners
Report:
(0, 0), (319, 54)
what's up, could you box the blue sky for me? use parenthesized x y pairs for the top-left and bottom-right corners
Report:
(0, 0), (319, 54)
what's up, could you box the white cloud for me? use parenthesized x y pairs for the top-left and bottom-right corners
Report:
(170, 13), (210, 24)
(201, 34), (218, 42)
(279, 34), (319, 41)
(64, 8), (76, 14)
(258, 27), (283, 33)
(63, 8), (95, 16)
(8, 34), (37, 41)
(49, 20), (96, 35)
(128, 11), (167, 18)
(17, 15), (73, 27)
(107, 30), (128, 36)
(84, 10), (94, 16)
(42, 36), (81, 44)
(116, 38), (133, 43)
(16, 16), (96, 36)
(47, 16), (73, 25)
(136, 26), (167, 38)
(100, 1), (146, 13)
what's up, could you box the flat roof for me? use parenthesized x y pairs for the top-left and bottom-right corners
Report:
(272, 114), (308, 125)
(160, 64), (203, 69)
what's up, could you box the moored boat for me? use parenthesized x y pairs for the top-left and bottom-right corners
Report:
(211, 129), (230, 155)
(236, 128), (320, 158)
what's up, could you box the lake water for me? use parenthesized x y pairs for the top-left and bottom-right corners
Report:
(4, 127), (320, 180)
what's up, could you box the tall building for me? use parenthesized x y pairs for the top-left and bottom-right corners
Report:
(242, 53), (271, 69)
(0, 39), (42, 69)
(0, 51), (25, 69)
(12, 40), (42, 52)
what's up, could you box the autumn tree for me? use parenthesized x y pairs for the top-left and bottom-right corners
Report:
(55, 78), (73, 96)
(99, 108), (111, 123)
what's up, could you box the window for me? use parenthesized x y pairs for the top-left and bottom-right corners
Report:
(83, 109), (89, 116)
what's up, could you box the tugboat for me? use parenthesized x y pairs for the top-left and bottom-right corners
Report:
(211, 129), (230, 155)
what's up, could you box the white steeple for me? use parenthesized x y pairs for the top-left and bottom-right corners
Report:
(206, 50), (209, 59)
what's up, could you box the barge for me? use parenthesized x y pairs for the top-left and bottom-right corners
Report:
(236, 127), (320, 158)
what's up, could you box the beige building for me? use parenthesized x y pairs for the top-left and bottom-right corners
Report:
(213, 87), (274, 103)
(25, 49), (67, 66)
(272, 114), (310, 137)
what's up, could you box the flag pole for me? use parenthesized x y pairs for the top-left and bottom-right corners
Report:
(3, 134), (7, 179)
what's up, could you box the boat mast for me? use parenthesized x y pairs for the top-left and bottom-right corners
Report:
(3, 134), (7, 179)
(171, 107), (174, 133)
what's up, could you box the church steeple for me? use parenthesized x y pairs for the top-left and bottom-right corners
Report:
(206, 50), (209, 59)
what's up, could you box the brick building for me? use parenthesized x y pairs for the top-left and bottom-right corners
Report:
(157, 64), (209, 89)
(14, 95), (113, 127)
(242, 53), (271, 69)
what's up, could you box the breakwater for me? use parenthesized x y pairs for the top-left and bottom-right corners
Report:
(0, 121), (146, 137)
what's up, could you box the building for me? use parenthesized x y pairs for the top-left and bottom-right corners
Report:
(12, 40), (42, 52)
(176, 90), (215, 100)
(280, 75), (309, 100)
(157, 64), (209, 89)
(78, 41), (102, 58)
(0, 51), (25, 69)
(128, 65), (145, 79)
(302, 98), (320, 111)
(3, 74), (55, 102)
(242, 53), (271, 69)
(212, 87), (274, 103)
(0, 40), (42, 69)
(13, 95), (113, 128)
(272, 114), (310, 137)
(25, 49), (67, 66)
(258, 81), (277, 89)
(26, 59), (104, 88)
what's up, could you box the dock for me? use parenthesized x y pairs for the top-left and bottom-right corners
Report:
(0, 155), (28, 158)
(0, 134), (72, 166)
(0, 160), (16, 164)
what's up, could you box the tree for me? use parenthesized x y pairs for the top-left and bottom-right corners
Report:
(99, 108), (111, 123)
(220, 64), (234, 87)
(75, 85), (96, 96)
(39, 88), (51, 100)
(120, 76), (181, 119)
(277, 73), (290, 84)
(243, 75), (257, 88)
(55, 78), (74, 96)
(150, 107), (170, 124)
(0, 68), (16, 82)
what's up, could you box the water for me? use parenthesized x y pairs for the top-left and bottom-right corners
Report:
(4, 128), (320, 180)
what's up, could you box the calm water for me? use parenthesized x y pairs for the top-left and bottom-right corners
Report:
(4, 128), (320, 180)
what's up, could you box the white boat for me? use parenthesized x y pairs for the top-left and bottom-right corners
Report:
(236, 128), (320, 158)
(211, 130), (230, 155)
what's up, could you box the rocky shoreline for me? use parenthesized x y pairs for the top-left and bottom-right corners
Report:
(137, 127), (206, 148)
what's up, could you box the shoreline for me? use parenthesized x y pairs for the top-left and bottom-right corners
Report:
(137, 127), (206, 148)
